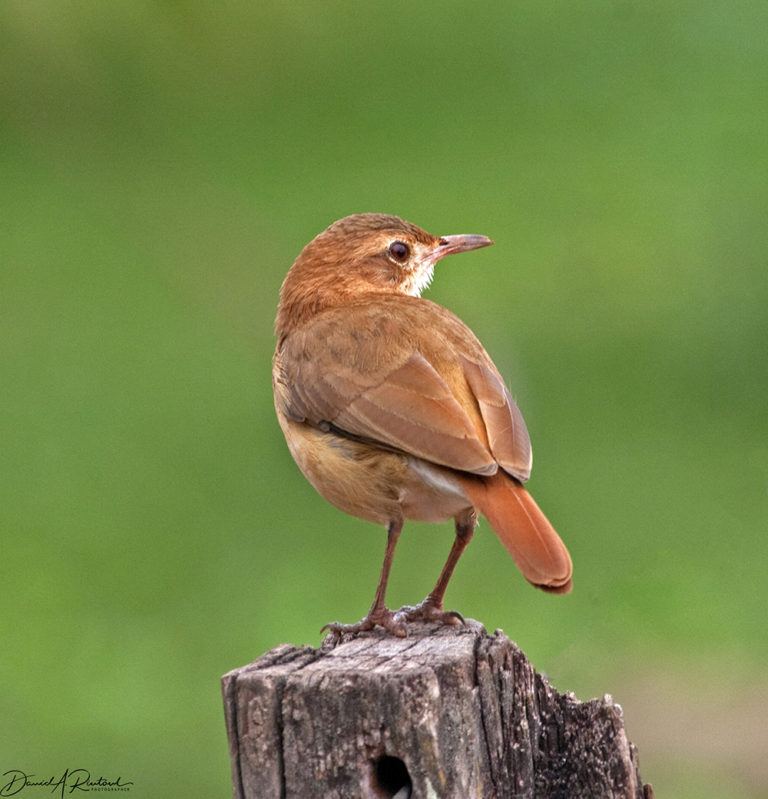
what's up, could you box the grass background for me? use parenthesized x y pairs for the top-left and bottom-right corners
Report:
(2, 2), (766, 797)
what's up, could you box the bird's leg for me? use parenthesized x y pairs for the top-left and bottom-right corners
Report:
(321, 519), (408, 639)
(395, 511), (476, 626)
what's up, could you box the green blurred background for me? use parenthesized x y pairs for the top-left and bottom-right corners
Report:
(2, 2), (766, 797)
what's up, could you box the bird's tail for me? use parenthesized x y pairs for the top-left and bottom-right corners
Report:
(457, 471), (572, 593)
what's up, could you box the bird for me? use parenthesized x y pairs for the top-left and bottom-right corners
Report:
(272, 213), (572, 637)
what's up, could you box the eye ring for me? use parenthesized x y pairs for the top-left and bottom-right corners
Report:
(388, 241), (410, 262)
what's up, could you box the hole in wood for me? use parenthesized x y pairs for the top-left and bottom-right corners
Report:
(371, 754), (412, 798)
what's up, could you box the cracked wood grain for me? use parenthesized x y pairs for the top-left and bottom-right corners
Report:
(222, 620), (652, 799)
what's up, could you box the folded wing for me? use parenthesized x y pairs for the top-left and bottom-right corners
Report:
(273, 302), (532, 480)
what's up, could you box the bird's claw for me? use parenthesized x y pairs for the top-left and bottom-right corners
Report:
(321, 607), (408, 641)
(393, 599), (465, 627)
(321, 599), (464, 642)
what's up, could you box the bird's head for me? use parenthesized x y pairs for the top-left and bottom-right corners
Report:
(276, 213), (493, 333)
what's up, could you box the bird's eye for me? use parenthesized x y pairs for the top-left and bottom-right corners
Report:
(388, 241), (410, 262)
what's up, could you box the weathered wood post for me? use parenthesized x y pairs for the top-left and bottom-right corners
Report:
(222, 620), (653, 798)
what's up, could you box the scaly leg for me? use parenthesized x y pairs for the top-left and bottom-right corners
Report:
(322, 519), (408, 638)
(395, 510), (477, 626)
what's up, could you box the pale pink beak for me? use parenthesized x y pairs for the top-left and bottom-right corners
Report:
(427, 234), (494, 266)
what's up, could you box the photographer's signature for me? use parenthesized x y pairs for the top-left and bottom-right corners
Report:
(1, 770), (133, 797)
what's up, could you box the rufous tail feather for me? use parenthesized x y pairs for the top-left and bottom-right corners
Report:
(457, 472), (572, 593)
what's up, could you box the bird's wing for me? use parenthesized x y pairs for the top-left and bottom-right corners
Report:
(459, 355), (531, 481)
(274, 300), (531, 480)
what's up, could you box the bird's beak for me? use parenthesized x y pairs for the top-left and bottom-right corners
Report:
(428, 234), (494, 266)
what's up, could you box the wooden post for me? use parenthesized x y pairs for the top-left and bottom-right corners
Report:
(222, 620), (653, 799)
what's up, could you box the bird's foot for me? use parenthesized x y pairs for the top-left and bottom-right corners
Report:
(392, 597), (465, 628)
(320, 599), (464, 644)
(321, 606), (407, 641)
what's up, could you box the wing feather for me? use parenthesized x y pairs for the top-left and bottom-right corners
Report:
(333, 353), (496, 474)
(274, 298), (531, 480)
(460, 356), (532, 481)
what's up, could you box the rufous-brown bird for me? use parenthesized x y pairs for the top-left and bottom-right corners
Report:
(273, 214), (572, 637)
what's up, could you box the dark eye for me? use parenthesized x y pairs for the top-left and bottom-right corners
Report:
(388, 241), (410, 262)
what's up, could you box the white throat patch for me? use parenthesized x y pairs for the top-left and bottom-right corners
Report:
(404, 263), (435, 297)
